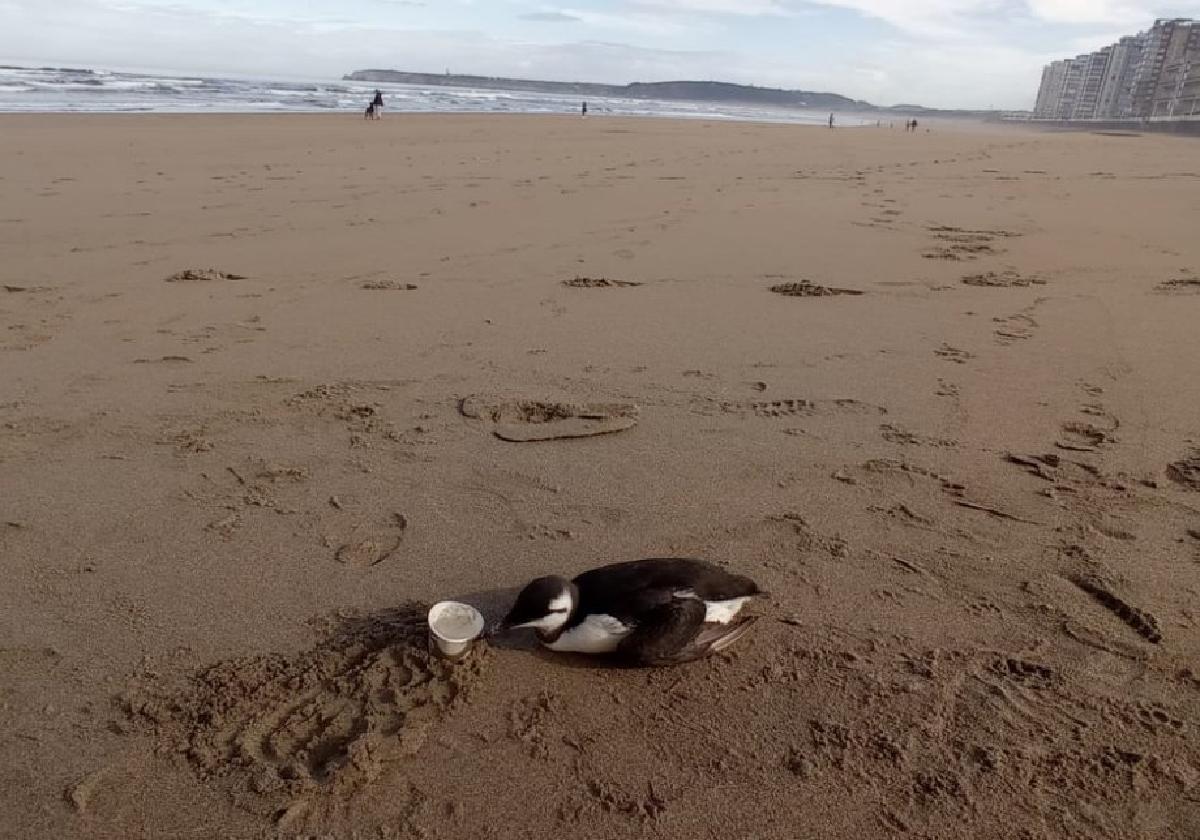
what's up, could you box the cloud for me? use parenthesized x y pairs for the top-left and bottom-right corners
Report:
(628, 0), (791, 15)
(804, 0), (1200, 36)
(1026, 0), (1164, 24)
(519, 10), (583, 22)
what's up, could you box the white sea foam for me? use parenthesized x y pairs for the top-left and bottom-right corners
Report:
(0, 65), (871, 126)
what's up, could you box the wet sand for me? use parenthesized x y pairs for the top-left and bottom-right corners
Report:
(1, 113), (1199, 839)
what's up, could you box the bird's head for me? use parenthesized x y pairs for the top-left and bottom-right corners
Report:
(498, 576), (576, 634)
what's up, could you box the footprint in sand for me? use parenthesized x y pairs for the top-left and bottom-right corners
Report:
(923, 226), (1019, 261)
(1154, 271), (1200, 294)
(935, 344), (974, 364)
(119, 606), (488, 818)
(360, 280), (418, 291)
(962, 270), (1045, 288)
(460, 395), (639, 442)
(1166, 451), (1200, 490)
(164, 268), (247, 282)
(133, 355), (193, 364)
(333, 513), (409, 567)
(1057, 408), (1118, 452)
(993, 312), (1038, 344)
(562, 277), (642, 288)
(722, 397), (886, 418)
(769, 281), (863, 298)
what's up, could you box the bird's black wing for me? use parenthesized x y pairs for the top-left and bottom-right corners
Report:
(573, 558), (761, 612)
(616, 598), (713, 666)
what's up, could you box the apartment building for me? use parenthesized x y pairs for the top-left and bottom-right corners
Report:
(1034, 17), (1200, 121)
(1034, 60), (1069, 117)
(1149, 20), (1200, 116)
(1130, 19), (1196, 116)
(1096, 35), (1144, 118)
(1072, 49), (1111, 119)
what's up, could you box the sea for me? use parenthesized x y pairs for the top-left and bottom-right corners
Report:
(0, 64), (869, 126)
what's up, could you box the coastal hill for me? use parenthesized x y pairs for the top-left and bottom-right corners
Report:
(344, 70), (872, 111)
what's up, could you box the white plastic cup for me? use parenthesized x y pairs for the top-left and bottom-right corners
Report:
(427, 601), (485, 660)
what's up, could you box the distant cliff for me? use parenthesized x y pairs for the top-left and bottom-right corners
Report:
(344, 70), (872, 110)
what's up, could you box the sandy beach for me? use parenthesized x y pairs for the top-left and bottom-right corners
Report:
(2, 113), (1199, 839)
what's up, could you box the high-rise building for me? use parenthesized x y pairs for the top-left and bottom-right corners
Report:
(1072, 49), (1111, 119)
(1035, 17), (1200, 121)
(1131, 18), (1195, 116)
(1096, 35), (1144, 118)
(1034, 60), (1069, 117)
(1150, 20), (1200, 116)
(1176, 56), (1200, 116)
(1056, 56), (1086, 118)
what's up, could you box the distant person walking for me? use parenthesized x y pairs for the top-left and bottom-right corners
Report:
(828, 112), (835, 129)
(582, 101), (588, 118)
(371, 89), (384, 119)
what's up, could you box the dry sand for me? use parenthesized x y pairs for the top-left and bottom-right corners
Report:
(1, 113), (1199, 839)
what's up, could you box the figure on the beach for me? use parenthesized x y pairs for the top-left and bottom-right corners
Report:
(582, 101), (588, 118)
(829, 112), (835, 129)
(370, 89), (384, 120)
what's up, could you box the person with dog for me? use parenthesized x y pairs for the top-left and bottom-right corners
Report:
(371, 89), (384, 119)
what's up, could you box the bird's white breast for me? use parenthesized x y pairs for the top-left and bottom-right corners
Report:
(545, 613), (631, 654)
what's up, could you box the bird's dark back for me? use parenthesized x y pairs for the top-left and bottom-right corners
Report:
(573, 558), (759, 614)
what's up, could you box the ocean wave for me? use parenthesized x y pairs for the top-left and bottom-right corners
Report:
(0, 64), (867, 126)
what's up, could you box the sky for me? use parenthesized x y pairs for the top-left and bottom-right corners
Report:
(2, 1), (1200, 109)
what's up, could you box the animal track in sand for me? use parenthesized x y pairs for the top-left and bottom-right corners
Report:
(562, 277), (642, 288)
(164, 268), (247, 282)
(769, 281), (864, 297)
(721, 397), (887, 419)
(460, 395), (640, 442)
(120, 606), (488, 817)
